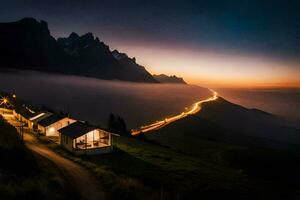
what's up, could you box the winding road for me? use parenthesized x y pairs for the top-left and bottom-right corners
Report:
(131, 91), (218, 135)
(3, 114), (105, 200)
(1, 89), (218, 199)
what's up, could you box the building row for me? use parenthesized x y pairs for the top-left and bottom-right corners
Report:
(13, 106), (114, 155)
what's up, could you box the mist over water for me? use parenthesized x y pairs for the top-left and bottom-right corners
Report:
(215, 88), (300, 127)
(0, 70), (211, 128)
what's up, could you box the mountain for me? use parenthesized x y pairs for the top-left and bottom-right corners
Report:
(0, 18), (157, 83)
(153, 74), (186, 84)
(0, 18), (66, 70)
(146, 97), (300, 155)
(144, 97), (300, 199)
(198, 97), (300, 147)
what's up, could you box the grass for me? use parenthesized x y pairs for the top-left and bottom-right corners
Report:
(142, 99), (300, 200)
(38, 133), (249, 200)
(0, 116), (78, 200)
(35, 116), (300, 200)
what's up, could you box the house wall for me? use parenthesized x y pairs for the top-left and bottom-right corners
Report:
(29, 113), (52, 130)
(28, 121), (33, 129)
(25, 118), (31, 128)
(12, 111), (30, 126)
(37, 124), (46, 134)
(61, 135), (74, 151)
(0, 108), (13, 115)
(45, 118), (76, 137)
(13, 110), (18, 118)
(74, 146), (113, 155)
(28, 121), (34, 129)
(13, 110), (21, 121)
(19, 115), (30, 127)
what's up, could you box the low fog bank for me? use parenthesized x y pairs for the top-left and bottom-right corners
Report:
(0, 70), (211, 128)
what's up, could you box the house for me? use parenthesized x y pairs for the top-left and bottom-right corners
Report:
(37, 115), (76, 136)
(13, 106), (38, 127)
(28, 111), (53, 130)
(58, 121), (113, 155)
(0, 107), (13, 115)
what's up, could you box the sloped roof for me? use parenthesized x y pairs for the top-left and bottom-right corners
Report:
(15, 106), (37, 119)
(30, 111), (52, 122)
(58, 121), (96, 139)
(38, 115), (65, 127)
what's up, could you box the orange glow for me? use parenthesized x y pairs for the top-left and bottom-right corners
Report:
(109, 41), (300, 88)
(132, 91), (218, 135)
(0, 97), (9, 106)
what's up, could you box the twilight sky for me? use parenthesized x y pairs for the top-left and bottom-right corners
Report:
(1, 0), (300, 87)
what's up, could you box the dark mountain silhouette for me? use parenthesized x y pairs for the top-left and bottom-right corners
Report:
(153, 74), (186, 84)
(145, 97), (300, 200)
(198, 97), (300, 147)
(147, 97), (300, 155)
(0, 18), (157, 83)
(0, 18), (66, 71)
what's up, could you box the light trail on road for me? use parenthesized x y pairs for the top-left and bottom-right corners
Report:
(131, 90), (218, 135)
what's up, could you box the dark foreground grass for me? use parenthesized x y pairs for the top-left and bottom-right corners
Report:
(0, 116), (78, 200)
(144, 118), (300, 199)
(39, 134), (250, 200)
(37, 126), (300, 200)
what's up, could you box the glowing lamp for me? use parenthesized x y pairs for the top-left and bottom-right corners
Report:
(49, 127), (55, 132)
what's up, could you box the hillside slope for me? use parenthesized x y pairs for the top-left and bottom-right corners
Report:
(0, 116), (77, 200)
(147, 98), (300, 154)
(144, 98), (300, 199)
(153, 74), (186, 84)
(198, 97), (300, 147)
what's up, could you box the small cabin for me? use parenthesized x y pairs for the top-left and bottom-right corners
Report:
(29, 112), (53, 130)
(58, 121), (113, 155)
(13, 106), (37, 127)
(37, 115), (76, 136)
(0, 108), (13, 115)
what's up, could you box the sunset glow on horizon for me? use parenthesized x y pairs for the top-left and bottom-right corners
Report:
(2, 0), (299, 88)
(110, 41), (300, 88)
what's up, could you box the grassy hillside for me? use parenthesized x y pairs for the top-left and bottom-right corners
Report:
(43, 135), (247, 200)
(105, 136), (246, 199)
(0, 116), (77, 200)
(9, 94), (299, 199)
(146, 98), (300, 154)
(199, 97), (300, 148)
(46, 134), (300, 200)
(144, 98), (300, 199)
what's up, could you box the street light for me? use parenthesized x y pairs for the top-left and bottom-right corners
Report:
(0, 97), (14, 109)
(0, 97), (9, 106)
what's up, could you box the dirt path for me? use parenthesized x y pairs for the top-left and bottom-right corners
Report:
(4, 115), (105, 200)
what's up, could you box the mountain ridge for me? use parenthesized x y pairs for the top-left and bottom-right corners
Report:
(147, 97), (300, 152)
(153, 74), (187, 84)
(0, 17), (173, 83)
